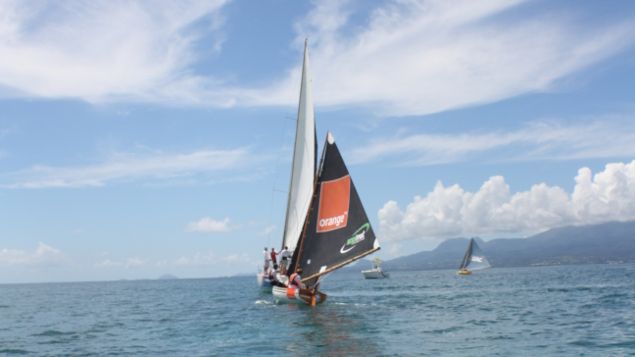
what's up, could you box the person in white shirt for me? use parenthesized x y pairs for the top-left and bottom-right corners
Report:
(279, 246), (291, 274)
(263, 247), (270, 272)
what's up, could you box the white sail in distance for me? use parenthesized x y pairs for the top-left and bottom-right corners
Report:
(282, 40), (317, 252)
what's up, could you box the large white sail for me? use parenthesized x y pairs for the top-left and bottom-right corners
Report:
(282, 41), (316, 252)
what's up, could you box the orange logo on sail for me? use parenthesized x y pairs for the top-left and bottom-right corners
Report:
(317, 175), (351, 233)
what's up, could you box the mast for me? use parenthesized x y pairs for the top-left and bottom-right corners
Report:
(281, 39), (317, 252)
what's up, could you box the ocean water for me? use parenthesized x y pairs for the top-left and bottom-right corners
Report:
(1, 264), (635, 356)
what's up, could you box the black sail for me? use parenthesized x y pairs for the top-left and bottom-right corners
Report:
(291, 132), (380, 287)
(459, 238), (474, 269)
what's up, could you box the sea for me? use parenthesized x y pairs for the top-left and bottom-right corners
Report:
(1, 264), (634, 356)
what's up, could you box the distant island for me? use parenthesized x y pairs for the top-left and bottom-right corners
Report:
(157, 274), (179, 280)
(360, 221), (635, 271)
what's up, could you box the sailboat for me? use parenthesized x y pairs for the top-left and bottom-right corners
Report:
(457, 238), (491, 275)
(362, 257), (389, 279)
(271, 43), (381, 305)
(257, 40), (316, 290)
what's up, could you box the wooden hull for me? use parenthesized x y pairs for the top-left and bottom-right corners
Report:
(272, 286), (327, 305)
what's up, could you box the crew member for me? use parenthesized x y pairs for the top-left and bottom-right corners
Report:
(289, 267), (305, 289)
(272, 264), (286, 287)
(270, 247), (278, 265)
(279, 246), (291, 274)
(263, 247), (270, 271)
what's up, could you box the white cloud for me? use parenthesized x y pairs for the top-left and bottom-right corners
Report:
(171, 250), (251, 266)
(173, 251), (215, 266)
(1, 1), (632, 115)
(220, 253), (250, 264)
(125, 257), (146, 268)
(0, 0), (230, 104)
(379, 160), (635, 246)
(0, 147), (252, 188)
(0, 242), (64, 266)
(351, 119), (635, 165)
(244, 0), (635, 115)
(259, 224), (276, 236)
(186, 217), (232, 233)
(95, 257), (146, 269)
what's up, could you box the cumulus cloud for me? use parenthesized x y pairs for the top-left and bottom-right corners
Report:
(0, 147), (252, 188)
(186, 217), (232, 233)
(245, 0), (635, 115)
(95, 257), (146, 269)
(379, 160), (635, 245)
(0, 242), (65, 266)
(259, 224), (276, 236)
(0, 0), (230, 105)
(351, 119), (635, 165)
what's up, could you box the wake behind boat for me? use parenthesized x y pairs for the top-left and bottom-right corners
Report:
(457, 238), (491, 275)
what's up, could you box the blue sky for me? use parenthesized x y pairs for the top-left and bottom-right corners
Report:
(1, 0), (635, 283)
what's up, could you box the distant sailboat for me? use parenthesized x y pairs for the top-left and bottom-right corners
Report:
(362, 257), (389, 279)
(457, 238), (490, 275)
(257, 39), (316, 289)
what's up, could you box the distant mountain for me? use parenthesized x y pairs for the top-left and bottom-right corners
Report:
(381, 221), (635, 271)
(157, 274), (179, 280)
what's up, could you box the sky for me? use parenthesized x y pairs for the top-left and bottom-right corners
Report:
(1, 0), (635, 283)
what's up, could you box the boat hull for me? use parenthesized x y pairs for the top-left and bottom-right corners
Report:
(256, 272), (274, 291)
(272, 286), (327, 305)
(362, 268), (389, 279)
(457, 268), (472, 275)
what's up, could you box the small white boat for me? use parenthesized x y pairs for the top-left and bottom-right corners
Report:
(362, 267), (389, 279)
(362, 257), (389, 279)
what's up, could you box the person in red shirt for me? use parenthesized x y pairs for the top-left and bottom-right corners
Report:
(270, 247), (277, 265)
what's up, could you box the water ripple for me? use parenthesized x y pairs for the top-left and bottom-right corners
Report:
(0, 264), (634, 355)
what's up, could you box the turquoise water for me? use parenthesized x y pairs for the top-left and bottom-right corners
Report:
(1, 264), (635, 355)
